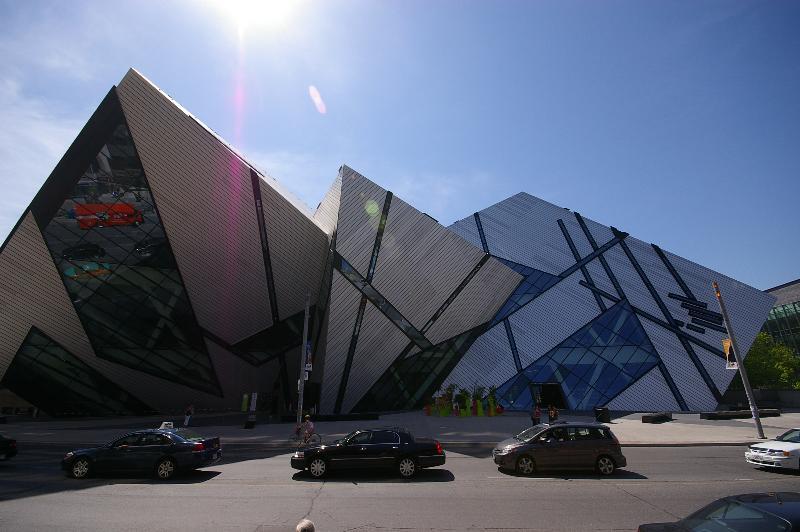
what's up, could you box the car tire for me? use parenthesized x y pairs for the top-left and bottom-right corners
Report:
(515, 455), (536, 476)
(70, 457), (91, 479)
(596, 455), (616, 476)
(309, 458), (327, 478)
(398, 457), (417, 479)
(156, 457), (177, 480)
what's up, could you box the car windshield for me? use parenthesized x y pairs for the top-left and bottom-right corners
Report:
(340, 431), (359, 444)
(776, 429), (800, 443)
(515, 425), (547, 442)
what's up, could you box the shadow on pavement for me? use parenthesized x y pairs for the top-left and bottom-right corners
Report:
(754, 467), (800, 477)
(292, 468), (455, 483)
(497, 467), (648, 480)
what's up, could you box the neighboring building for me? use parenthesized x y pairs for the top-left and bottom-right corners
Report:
(762, 279), (800, 355)
(0, 69), (776, 416)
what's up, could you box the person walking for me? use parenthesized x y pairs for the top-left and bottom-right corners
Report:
(552, 405), (559, 422)
(531, 404), (541, 426)
(183, 404), (194, 427)
(547, 404), (555, 424)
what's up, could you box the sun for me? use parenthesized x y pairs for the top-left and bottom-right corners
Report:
(207, 0), (301, 35)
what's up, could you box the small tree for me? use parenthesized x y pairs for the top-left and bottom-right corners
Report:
(731, 332), (800, 390)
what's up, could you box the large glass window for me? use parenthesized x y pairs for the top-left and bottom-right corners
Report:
(1, 328), (153, 417)
(491, 258), (560, 325)
(39, 118), (220, 395)
(762, 301), (800, 355)
(496, 300), (661, 411)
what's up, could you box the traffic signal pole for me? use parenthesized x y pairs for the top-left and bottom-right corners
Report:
(713, 281), (765, 439)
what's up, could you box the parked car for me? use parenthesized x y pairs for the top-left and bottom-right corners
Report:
(75, 203), (143, 229)
(63, 261), (113, 280)
(638, 492), (800, 531)
(0, 435), (17, 461)
(61, 243), (106, 261)
(134, 237), (166, 258)
(61, 428), (221, 480)
(492, 422), (626, 476)
(745, 428), (800, 471)
(291, 428), (445, 479)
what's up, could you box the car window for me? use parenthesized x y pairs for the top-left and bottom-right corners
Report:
(112, 434), (141, 447)
(572, 427), (593, 440)
(587, 428), (606, 440)
(686, 501), (790, 532)
(550, 428), (568, 442)
(348, 432), (372, 445)
(777, 429), (800, 443)
(371, 431), (400, 444)
(140, 433), (170, 446)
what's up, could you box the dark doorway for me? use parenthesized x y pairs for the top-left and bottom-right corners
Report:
(538, 383), (566, 409)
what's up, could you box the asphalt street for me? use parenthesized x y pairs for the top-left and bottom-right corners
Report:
(0, 442), (797, 531)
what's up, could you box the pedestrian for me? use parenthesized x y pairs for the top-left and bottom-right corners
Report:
(547, 404), (555, 424)
(183, 404), (194, 427)
(552, 405), (559, 422)
(296, 518), (315, 532)
(530, 404), (541, 426)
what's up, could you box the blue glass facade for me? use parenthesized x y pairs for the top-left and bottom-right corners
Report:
(491, 258), (560, 325)
(497, 300), (661, 411)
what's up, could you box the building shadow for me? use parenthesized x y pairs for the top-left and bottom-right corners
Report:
(291, 468), (455, 483)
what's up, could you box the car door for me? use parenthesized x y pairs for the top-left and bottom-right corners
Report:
(368, 430), (401, 469)
(338, 431), (373, 469)
(569, 427), (598, 468)
(136, 433), (172, 472)
(104, 433), (143, 472)
(530, 429), (559, 469)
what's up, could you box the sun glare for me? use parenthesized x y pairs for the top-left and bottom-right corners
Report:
(209, 0), (300, 35)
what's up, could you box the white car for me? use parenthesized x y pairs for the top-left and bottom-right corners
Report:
(745, 428), (800, 470)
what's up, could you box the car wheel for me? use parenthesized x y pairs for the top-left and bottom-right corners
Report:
(309, 458), (327, 478)
(156, 457), (177, 480)
(596, 455), (616, 476)
(398, 457), (417, 479)
(70, 458), (91, 479)
(515, 455), (536, 476)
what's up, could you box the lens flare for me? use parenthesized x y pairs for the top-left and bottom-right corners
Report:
(364, 199), (379, 217)
(308, 85), (327, 114)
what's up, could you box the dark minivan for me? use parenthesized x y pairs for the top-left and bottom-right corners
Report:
(493, 422), (626, 476)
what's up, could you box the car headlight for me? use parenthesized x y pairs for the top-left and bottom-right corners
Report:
(64, 452), (74, 459)
(294, 451), (304, 459)
(496, 446), (519, 456)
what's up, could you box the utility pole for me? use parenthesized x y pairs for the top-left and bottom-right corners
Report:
(296, 292), (311, 426)
(713, 281), (765, 439)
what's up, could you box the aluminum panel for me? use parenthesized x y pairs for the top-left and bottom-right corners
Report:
(373, 195), (488, 330)
(319, 270), (365, 412)
(340, 303), (410, 413)
(335, 166), (386, 275)
(605, 367), (681, 411)
(116, 70), (272, 343)
(508, 272), (602, 369)
(440, 321), (517, 390)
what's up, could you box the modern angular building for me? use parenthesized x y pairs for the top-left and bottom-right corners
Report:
(762, 279), (800, 355)
(0, 69), (775, 417)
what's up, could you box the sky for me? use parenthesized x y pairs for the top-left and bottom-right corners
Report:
(0, 0), (797, 291)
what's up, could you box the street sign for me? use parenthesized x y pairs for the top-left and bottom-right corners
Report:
(305, 363), (312, 371)
(304, 371), (309, 381)
(722, 338), (738, 370)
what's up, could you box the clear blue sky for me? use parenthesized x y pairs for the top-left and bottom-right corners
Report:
(1, 0), (797, 290)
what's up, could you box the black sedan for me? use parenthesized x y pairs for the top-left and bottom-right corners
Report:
(639, 492), (800, 531)
(62, 428), (221, 480)
(0, 435), (17, 461)
(61, 243), (106, 261)
(291, 428), (445, 479)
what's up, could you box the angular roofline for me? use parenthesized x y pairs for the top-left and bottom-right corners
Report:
(121, 68), (327, 231)
(765, 278), (800, 293)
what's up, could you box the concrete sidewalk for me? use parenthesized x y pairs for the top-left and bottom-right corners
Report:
(1, 410), (795, 447)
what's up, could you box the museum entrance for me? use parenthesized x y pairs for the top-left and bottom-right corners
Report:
(536, 382), (566, 409)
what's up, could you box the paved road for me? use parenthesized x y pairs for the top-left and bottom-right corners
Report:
(0, 443), (797, 531)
